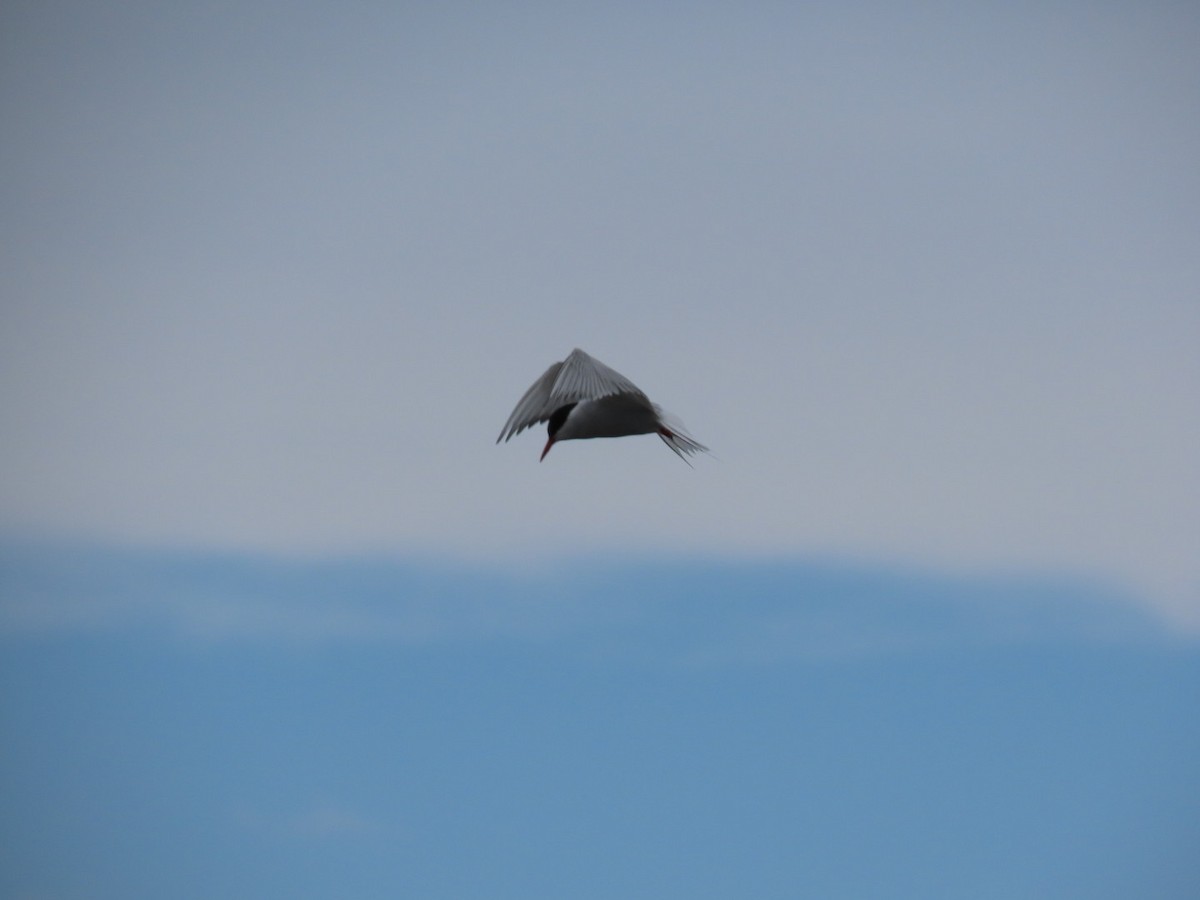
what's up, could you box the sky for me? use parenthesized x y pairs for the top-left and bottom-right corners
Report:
(1, 1), (1198, 897)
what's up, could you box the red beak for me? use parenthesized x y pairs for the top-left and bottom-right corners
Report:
(540, 437), (555, 461)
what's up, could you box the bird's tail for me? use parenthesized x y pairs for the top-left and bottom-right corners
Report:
(654, 407), (709, 465)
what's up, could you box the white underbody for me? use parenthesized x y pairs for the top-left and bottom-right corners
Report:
(555, 395), (661, 441)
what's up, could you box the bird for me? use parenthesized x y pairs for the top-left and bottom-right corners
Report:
(497, 348), (709, 463)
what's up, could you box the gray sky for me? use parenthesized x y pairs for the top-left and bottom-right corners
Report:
(2, 1), (1198, 625)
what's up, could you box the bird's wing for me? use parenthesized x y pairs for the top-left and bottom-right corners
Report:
(496, 360), (563, 443)
(548, 348), (645, 405)
(496, 349), (646, 443)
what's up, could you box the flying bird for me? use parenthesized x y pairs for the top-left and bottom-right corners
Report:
(497, 348), (709, 463)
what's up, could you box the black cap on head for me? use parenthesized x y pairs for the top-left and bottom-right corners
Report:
(546, 403), (577, 438)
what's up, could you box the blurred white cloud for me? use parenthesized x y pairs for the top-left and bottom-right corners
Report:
(0, 543), (1171, 655)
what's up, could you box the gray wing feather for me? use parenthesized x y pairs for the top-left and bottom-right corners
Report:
(549, 349), (645, 403)
(496, 349), (647, 443)
(496, 360), (563, 443)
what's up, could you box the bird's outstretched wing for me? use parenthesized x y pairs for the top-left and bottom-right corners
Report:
(496, 348), (646, 443)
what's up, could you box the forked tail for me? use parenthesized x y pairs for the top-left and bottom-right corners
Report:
(655, 414), (709, 465)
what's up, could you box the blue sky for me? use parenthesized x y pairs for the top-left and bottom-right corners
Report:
(2, 543), (1198, 898)
(1, 1), (1199, 896)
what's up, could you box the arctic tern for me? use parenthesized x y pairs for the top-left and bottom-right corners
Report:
(497, 348), (709, 463)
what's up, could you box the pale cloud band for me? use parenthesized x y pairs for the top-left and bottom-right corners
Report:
(0, 541), (1172, 661)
